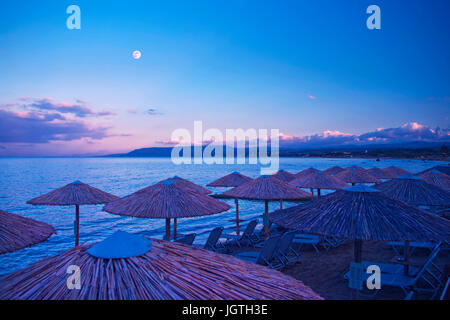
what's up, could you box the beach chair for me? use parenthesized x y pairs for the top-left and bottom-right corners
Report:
(388, 241), (436, 256)
(202, 227), (224, 251)
(440, 277), (450, 300)
(321, 236), (347, 251)
(276, 231), (300, 265)
(175, 233), (196, 245)
(234, 235), (282, 269)
(345, 243), (444, 298)
(404, 291), (415, 300)
(255, 222), (284, 242)
(221, 220), (258, 248)
(292, 233), (320, 253)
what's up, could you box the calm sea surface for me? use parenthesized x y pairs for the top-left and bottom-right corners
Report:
(0, 157), (447, 275)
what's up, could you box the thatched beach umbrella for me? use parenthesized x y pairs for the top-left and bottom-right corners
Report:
(323, 166), (345, 176)
(223, 175), (311, 238)
(158, 176), (212, 195)
(382, 166), (411, 178)
(104, 180), (230, 239)
(366, 167), (396, 179)
(290, 171), (349, 198)
(294, 168), (320, 179)
(374, 174), (450, 207)
(207, 172), (253, 188)
(207, 172), (253, 234)
(417, 165), (450, 176)
(346, 165), (365, 171)
(27, 181), (119, 247)
(334, 167), (381, 185)
(272, 170), (296, 182)
(0, 210), (55, 255)
(0, 231), (322, 300)
(417, 170), (450, 192)
(270, 185), (450, 288)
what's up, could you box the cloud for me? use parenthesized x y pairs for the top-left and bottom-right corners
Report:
(26, 98), (115, 118)
(0, 98), (112, 143)
(359, 122), (449, 143)
(278, 122), (449, 149)
(147, 108), (162, 115)
(307, 95), (316, 100)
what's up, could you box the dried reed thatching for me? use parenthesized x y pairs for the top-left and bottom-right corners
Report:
(417, 170), (450, 191)
(374, 174), (450, 206)
(417, 165), (450, 176)
(366, 167), (396, 179)
(269, 186), (450, 242)
(207, 172), (253, 187)
(0, 210), (55, 255)
(294, 168), (321, 179)
(271, 170), (296, 182)
(334, 168), (381, 184)
(155, 176), (212, 195)
(0, 237), (322, 300)
(382, 166), (411, 178)
(290, 171), (349, 190)
(104, 180), (230, 219)
(323, 166), (345, 176)
(27, 181), (119, 206)
(223, 175), (311, 200)
(346, 165), (365, 171)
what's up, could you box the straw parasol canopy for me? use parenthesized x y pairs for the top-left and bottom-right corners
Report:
(27, 181), (119, 247)
(270, 185), (450, 242)
(366, 167), (396, 179)
(346, 165), (365, 171)
(0, 231), (322, 300)
(223, 175), (311, 201)
(270, 185), (450, 290)
(157, 176), (212, 195)
(207, 172), (253, 235)
(323, 166), (345, 176)
(289, 171), (349, 198)
(382, 166), (411, 178)
(272, 170), (296, 182)
(294, 168), (321, 179)
(417, 170), (450, 192)
(0, 210), (55, 255)
(223, 175), (311, 237)
(104, 179), (230, 239)
(206, 172), (253, 187)
(417, 165), (450, 176)
(373, 174), (450, 207)
(334, 167), (381, 185)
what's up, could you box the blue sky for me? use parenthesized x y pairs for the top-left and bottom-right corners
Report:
(0, 1), (449, 155)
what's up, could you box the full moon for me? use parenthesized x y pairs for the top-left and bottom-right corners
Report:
(132, 50), (141, 59)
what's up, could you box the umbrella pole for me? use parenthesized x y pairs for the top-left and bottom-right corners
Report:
(280, 199), (283, 210)
(165, 218), (171, 239)
(235, 198), (240, 235)
(173, 218), (177, 240)
(264, 200), (269, 239)
(317, 189), (321, 197)
(353, 239), (362, 299)
(310, 188), (314, 199)
(75, 205), (80, 247)
(403, 241), (410, 275)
